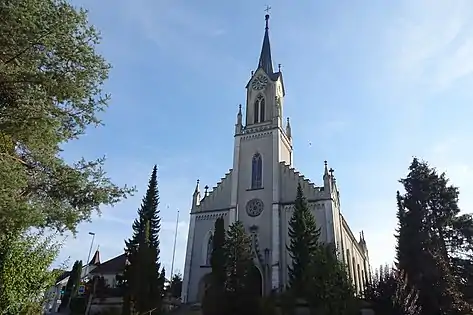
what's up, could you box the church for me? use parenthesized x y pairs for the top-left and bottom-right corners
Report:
(181, 13), (370, 303)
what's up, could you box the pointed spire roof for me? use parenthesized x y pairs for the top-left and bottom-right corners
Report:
(193, 179), (200, 195)
(257, 14), (274, 75)
(89, 249), (100, 266)
(323, 160), (329, 178)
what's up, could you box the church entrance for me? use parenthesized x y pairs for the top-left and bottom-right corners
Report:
(248, 265), (263, 297)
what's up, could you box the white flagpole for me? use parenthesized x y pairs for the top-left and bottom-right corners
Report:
(170, 209), (179, 280)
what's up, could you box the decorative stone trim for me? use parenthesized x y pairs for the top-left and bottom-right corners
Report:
(241, 130), (273, 141)
(196, 212), (228, 221)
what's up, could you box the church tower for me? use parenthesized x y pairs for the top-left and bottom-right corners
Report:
(229, 13), (292, 293)
(230, 13), (293, 219)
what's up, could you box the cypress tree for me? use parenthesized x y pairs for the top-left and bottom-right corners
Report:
(60, 260), (82, 311)
(202, 217), (226, 315)
(396, 158), (472, 314)
(211, 217), (226, 287)
(287, 182), (321, 298)
(123, 165), (162, 314)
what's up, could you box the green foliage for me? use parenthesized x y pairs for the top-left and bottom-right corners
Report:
(365, 265), (421, 315)
(122, 166), (163, 315)
(307, 245), (358, 315)
(286, 184), (357, 314)
(158, 267), (166, 299)
(168, 273), (182, 299)
(94, 276), (108, 301)
(286, 182), (321, 297)
(59, 259), (82, 310)
(0, 231), (62, 315)
(0, 0), (135, 236)
(69, 296), (87, 315)
(396, 158), (473, 314)
(224, 221), (261, 315)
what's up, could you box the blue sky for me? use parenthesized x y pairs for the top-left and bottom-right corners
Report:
(56, 0), (473, 274)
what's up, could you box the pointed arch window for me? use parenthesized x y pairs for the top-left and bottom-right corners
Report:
(253, 95), (265, 124)
(259, 97), (265, 122)
(251, 153), (263, 189)
(253, 99), (260, 124)
(206, 234), (213, 265)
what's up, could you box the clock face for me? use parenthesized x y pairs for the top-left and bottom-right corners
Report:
(246, 199), (264, 217)
(251, 75), (268, 90)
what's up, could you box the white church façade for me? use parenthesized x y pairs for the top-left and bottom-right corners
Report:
(181, 14), (370, 303)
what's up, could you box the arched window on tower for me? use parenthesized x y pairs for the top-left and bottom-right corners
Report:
(259, 97), (265, 122)
(251, 153), (263, 189)
(206, 233), (213, 265)
(253, 95), (265, 124)
(253, 98), (260, 124)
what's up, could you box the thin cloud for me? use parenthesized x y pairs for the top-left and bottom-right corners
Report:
(383, 0), (473, 92)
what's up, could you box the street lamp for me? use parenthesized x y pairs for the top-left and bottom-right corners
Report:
(86, 232), (96, 276)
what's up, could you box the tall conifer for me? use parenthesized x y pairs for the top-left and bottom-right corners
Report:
(287, 183), (321, 297)
(396, 158), (471, 314)
(122, 165), (162, 314)
(225, 221), (260, 315)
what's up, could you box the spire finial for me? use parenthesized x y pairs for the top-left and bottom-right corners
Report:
(257, 5), (274, 74)
(264, 5), (271, 29)
(239, 104), (242, 110)
(194, 179), (200, 194)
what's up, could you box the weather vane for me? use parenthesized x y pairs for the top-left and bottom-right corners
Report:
(264, 5), (271, 14)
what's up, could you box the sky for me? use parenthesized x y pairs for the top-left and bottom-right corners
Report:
(55, 0), (473, 276)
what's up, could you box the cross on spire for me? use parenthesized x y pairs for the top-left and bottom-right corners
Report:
(264, 5), (271, 14)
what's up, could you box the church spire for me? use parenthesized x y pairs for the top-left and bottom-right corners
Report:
(257, 13), (274, 75)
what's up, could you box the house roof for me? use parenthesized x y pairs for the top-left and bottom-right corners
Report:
(89, 249), (101, 265)
(54, 270), (70, 284)
(89, 253), (127, 275)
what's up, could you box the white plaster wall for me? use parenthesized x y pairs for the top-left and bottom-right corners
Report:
(185, 211), (229, 303)
(341, 220), (368, 295)
(278, 163), (325, 202)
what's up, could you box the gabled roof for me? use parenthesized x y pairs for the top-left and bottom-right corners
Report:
(54, 270), (70, 284)
(89, 249), (101, 265)
(89, 253), (127, 275)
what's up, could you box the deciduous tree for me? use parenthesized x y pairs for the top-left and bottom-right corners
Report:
(365, 265), (421, 315)
(0, 0), (134, 238)
(0, 232), (62, 314)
